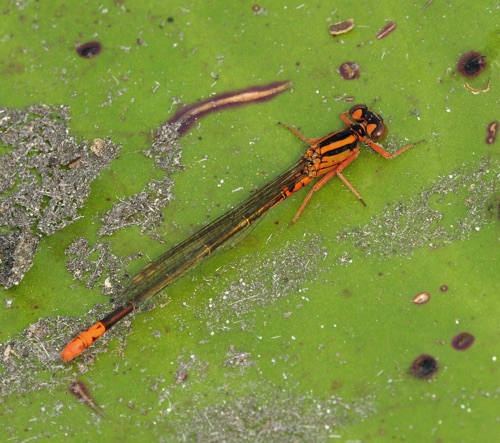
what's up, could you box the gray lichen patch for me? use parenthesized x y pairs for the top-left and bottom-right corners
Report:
(0, 316), (64, 398)
(0, 230), (39, 288)
(98, 176), (175, 240)
(220, 233), (327, 316)
(0, 104), (120, 288)
(334, 157), (499, 261)
(0, 305), (133, 398)
(161, 379), (375, 442)
(223, 344), (253, 369)
(96, 121), (182, 241)
(65, 237), (142, 296)
(144, 121), (184, 172)
(192, 233), (327, 333)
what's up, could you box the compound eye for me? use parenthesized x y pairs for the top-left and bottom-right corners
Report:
(370, 122), (388, 141)
(349, 104), (368, 121)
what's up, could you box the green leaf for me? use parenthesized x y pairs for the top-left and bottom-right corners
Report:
(1, 0), (498, 441)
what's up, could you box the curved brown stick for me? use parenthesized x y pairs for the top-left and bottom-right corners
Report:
(168, 81), (291, 136)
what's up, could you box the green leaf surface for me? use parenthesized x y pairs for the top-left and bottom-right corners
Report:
(1, 1), (498, 442)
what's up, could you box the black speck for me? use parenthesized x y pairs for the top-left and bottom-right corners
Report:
(167, 17), (174, 23)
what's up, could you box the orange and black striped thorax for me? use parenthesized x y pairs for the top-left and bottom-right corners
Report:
(283, 104), (389, 197)
(312, 126), (363, 161)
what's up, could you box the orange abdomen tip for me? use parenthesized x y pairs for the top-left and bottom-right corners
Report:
(60, 321), (106, 362)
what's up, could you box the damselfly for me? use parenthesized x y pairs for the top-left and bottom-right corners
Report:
(61, 104), (414, 361)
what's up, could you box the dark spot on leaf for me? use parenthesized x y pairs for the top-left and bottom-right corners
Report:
(439, 285), (448, 292)
(410, 354), (438, 379)
(456, 51), (486, 78)
(76, 41), (102, 58)
(338, 62), (360, 80)
(451, 332), (475, 351)
(342, 288), (352, 298)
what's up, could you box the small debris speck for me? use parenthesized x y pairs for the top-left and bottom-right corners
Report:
(412, 292), (430, 305)
(328, 18), (354, 36)
(485, 121), (498, 145)
(376, 21), (397, 40)
(338, 62), (360, 80)
(451, 332), (475, 351)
